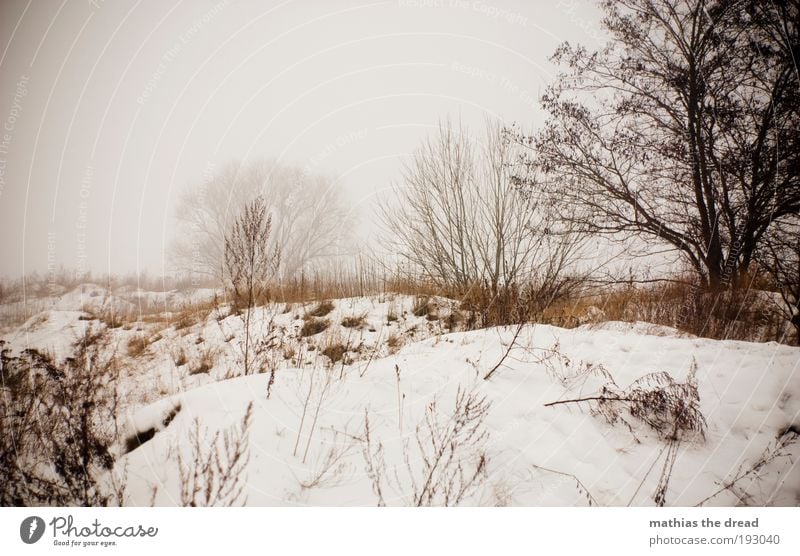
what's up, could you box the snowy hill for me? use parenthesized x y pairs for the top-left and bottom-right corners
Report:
(2, 288), (798, 506)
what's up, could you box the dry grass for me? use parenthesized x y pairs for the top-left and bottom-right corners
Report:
(360, 386), (490, 506)
(189, 346), (219, 375)
(322, 343), (347, 364)
(126, 335), (149, 358)
(164, 296), (222, 332)
(301, 316), (330, 337)
(1, 261), (790, 345)
(173, 347), (188, 367)
(412, 296), (433, 317)
(179, 403), (253, 506)
(386, 300), (399, 323)
(319, 327), (350, 365)
(307, 300), (335, 317)
(387, 333), (401, 352)
(82, 305), (131, 329)
(540, 278), (788, 343)
(341, 313), (366, 328)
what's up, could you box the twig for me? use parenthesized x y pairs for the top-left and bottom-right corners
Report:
(544, 395), (634, 407)
(483, 322), (526, 380)
(293, 370), (316, 457)
(395, 364), (403, 434)
(531, 463), (598, 506)
(359, 327), (383, 378)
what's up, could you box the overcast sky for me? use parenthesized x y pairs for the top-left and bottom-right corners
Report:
(0, 0), (605, 279)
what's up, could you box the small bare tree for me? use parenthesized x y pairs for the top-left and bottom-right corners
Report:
(224, 196), (280, 375)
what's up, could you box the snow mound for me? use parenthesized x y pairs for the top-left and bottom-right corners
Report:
(119, 324), (800, 507)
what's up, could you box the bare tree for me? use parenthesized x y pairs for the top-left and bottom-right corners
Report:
(512, 0), (800, 290)
(380, 119), (583, 296)
(224, 196), (280, 375)
(170, 159), (350, 283)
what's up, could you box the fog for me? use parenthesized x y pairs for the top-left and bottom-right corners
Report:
(0, 0), (604, 279)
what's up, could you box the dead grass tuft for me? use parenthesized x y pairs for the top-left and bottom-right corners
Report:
(341, 313), (366, 328)
(301, 316), (330, 337)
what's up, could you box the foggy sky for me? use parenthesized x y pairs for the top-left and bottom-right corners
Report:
(0, 0), (605, 279)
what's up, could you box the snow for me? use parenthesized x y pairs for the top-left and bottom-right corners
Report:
(2, 288), (798, 506)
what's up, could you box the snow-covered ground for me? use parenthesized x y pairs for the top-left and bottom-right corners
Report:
(2, 286), (798, 506)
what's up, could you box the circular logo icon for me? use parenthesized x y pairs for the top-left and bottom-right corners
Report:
(20, 516), (45, 544)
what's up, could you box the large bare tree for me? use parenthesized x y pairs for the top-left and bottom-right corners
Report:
(513, 0), (799, 290)
(171, 159), (350, 283)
